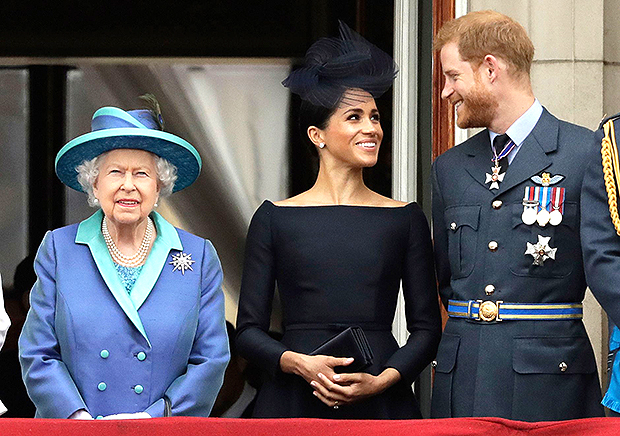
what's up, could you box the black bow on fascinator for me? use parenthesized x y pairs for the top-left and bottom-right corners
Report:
(282, 20), (398, 108)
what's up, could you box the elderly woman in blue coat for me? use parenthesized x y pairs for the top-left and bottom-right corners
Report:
(19, 97), (229, 419)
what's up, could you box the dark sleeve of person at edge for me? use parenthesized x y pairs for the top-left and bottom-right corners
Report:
(581, 113), (620, 328)
(579, 113), (620, 415)
(0, 255), (36, 417)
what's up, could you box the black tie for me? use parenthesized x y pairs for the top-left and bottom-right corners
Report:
(493, 133), (511, 171)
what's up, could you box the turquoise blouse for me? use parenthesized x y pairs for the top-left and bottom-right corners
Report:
(114, 263), (143, 294)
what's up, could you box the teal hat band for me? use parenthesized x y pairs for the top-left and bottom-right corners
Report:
(91, 107), (155, 131)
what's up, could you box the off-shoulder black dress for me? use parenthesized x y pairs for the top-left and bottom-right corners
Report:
(236, 200), (441, 419)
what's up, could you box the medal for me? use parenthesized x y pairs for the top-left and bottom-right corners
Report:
(486, 138), (516, 190)
(534, 185), (552, 227)
(525, 235), (557, 266)
(548, 186), (565, 226)
(536, 209), (550, 227)
(524, 186), (553, 227)
(529, 175), (566, 227)
(522, 187), (540, 225)
(522, 208), (537, 225)
(522, 200), (539, 225)
(549, 210), (562, 226)
(549, 209), (563, 226)
(485, 165), (505, 190)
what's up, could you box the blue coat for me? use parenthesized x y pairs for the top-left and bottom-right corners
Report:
(431, 109), (603, 421)
(19, 210), (230, 418)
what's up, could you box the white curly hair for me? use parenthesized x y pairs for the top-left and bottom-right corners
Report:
(76, 150), (178, 207)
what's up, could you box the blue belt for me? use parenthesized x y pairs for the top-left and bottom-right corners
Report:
(447, 300), (583, 322)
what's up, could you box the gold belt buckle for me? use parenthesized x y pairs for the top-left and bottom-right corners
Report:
(476, 300), (503, 322)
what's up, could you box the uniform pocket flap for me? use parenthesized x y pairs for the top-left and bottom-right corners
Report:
(435, 333), (460, 373)
(513, 336), (596, 374)
(444, 205), (481, 231)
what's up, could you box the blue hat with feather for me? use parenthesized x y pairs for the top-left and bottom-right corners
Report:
(55, 95), (201, 193)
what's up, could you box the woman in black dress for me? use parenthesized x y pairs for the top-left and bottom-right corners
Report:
(235, 22), (441, 419)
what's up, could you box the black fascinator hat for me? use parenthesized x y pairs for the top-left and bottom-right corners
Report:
(282, 21), (398, 108)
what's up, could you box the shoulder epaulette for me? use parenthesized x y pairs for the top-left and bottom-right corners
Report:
(600, 116), (620, 236)
(599, 112), (620, 130)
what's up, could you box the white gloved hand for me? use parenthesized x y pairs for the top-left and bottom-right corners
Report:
(100, 412), (151, 420)
(68, 409), (94, 420)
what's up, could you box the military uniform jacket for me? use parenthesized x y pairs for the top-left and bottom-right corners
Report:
(431, 109), (604, 421)
(19, 210), (230, 418)
(581, 113), (620, 412)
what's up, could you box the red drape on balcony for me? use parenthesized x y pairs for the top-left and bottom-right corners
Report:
(2, 417), (620, 436)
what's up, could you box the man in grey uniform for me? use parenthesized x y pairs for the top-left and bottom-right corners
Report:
(431, 10), (604, 420)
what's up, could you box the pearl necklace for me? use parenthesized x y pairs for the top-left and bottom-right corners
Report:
(102, 217), (154, 267)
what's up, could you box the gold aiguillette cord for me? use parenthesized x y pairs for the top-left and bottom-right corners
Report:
(601, 119), (620, 235)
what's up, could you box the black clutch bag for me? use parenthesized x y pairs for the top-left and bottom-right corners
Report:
(309, 326), (374, 373)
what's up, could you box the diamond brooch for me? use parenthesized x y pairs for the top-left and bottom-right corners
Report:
(170, 252), (195, 275)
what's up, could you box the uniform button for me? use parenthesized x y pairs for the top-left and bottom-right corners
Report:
(137, 352), (146, 361)
(100, 350), (109, 359)
(484, 284), (495, 296)
(97, 382), (107, 391)
(431, 360), (437, 368)
(488, 241), (498, 251)
(134, 384), (144, 394)
(492, 200), (503, 209)
(559, 362), (568, 372)
(450, 222), (457, 231)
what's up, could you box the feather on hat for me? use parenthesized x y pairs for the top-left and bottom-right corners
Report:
(282, 21), (398, 108)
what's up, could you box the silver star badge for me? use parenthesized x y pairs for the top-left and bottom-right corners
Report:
(170, 252), (195, 275)
(525, 235), (557, 266)
(485, 166), (506, 190)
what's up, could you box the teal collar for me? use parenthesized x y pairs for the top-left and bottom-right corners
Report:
(75, 210), (183, 346)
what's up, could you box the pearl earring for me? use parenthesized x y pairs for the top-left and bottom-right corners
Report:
(318, 142), (326, 149)
(93, 198), (100, 206)
(154, 202), (159, 208)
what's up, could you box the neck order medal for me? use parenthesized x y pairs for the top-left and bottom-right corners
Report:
(486, 164), (506, 190)
(486, 137), (515, 190)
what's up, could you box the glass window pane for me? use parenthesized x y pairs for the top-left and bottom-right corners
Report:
(0, 69), (28, 289)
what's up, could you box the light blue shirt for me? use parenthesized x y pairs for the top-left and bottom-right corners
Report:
(489, 99), (543, 164)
